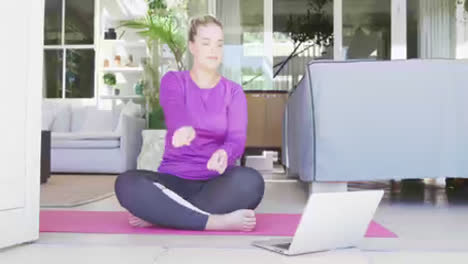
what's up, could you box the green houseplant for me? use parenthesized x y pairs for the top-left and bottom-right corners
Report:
(103, 73), (117, 95)
(120, 0), (188, 129)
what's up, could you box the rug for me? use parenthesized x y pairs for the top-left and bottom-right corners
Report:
(40, 175), (117, 208)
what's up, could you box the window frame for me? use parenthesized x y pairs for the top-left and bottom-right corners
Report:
(43, 0), (97, 99)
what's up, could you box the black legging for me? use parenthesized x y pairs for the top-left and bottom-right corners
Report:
(114, 166), (265, 230)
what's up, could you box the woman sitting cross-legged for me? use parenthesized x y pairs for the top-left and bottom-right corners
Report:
(114, 15), (265, 231)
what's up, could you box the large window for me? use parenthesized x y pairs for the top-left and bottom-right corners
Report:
(213, 0), (461, 90)
(273, 0), (333, 90)
(43, 0), (95, 98)
(217, 0), (272, 91)
(342, 0), (391, 60)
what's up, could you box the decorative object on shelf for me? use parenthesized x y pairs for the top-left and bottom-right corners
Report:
(120, 0), (189, 129)
(103, 73), (116, 95)
(126, 54), (135, 67)
(114, 55), (121, 67)
(104, 28), (117, 39)
(134, 80), (144, 95)
(103, 59), (110, 68)
(114, 88), (120, 96)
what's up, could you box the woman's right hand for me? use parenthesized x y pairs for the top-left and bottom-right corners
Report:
(172, 126), (196, 148)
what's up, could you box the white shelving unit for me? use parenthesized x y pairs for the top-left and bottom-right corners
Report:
(96, 0), (150, 114)
(100, 95), (144, 100)
(101, 67), (144, 73)
(101, 39), (147, 47)
(96, 0), (184, 127)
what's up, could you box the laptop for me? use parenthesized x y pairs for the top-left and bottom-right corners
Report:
(252, 190), (384, 256)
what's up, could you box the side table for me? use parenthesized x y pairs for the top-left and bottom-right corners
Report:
(41, 130), (51, 184)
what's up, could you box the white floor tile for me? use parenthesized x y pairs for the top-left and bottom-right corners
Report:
(155, 247), (370, 264)
(0, 244), (165, 263)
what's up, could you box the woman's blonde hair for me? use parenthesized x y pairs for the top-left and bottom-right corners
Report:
(188, 15), (223, 42)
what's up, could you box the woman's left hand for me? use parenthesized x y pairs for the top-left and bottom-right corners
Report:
(207, 149), (228, 174)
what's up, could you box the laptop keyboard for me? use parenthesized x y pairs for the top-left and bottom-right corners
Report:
(274, 243), (291, 250)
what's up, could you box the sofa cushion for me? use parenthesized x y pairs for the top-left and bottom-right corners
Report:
(52, 131), (121, 140)
(43, 102), (71, 132)
(52, 139), (120, 149)
(70, 106), (92, 132)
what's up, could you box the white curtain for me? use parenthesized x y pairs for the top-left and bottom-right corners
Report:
(462, 0), (468, 58)
(465, 6), (468, 57)
(419, 0), (455, 58)
(453, 0), (468, 58)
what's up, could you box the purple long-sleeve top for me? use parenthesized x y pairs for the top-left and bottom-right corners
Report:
(157, 70), (247, 180)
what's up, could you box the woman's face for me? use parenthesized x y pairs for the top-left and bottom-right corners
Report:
(189, 23), (224, 71)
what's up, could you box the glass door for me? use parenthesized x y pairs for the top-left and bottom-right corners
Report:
(216, 0), (274, 91)
(273, 0), (334, 90)
(334, 0), (408, 60)
(341, 0), (392, 60)
(215, 0), (423, 90)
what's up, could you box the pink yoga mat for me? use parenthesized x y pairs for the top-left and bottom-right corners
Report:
(39, 210), (397, 238)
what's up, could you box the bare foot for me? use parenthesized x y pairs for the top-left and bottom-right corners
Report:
(128, 214), (153, 228)
(205, 209), (256, 232)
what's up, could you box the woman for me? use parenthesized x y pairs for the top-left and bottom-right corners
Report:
(114, 15), (265, 232)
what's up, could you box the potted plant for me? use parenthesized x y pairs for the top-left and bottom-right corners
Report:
(120, 0), (188, 129)
(103, 73), (116, 95)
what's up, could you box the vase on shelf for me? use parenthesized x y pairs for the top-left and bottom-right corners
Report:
(126, 55), (135, 67)
(104, 28), (117, 39)
(105, 85), (113, 96)
(114, 55), (121, 67)
(134, 80), (143, 95)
